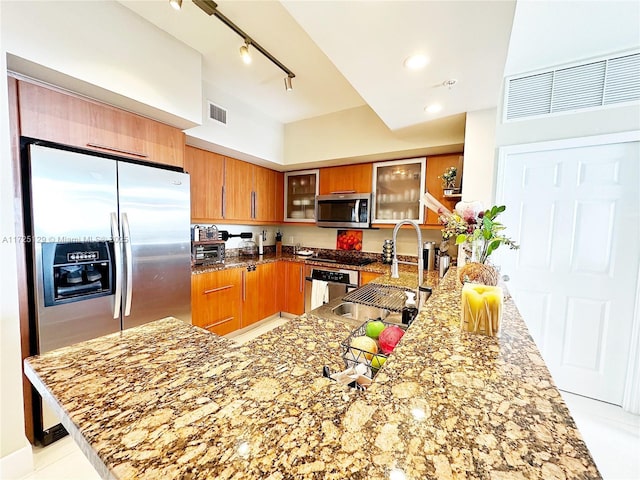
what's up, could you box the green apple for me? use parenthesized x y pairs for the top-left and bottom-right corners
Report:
(365, 320), (386, 340)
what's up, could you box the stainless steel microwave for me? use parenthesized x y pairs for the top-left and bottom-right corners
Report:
(316, 193), (372, 228)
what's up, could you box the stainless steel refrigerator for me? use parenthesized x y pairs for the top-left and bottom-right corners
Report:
(25, 142), (191, 444)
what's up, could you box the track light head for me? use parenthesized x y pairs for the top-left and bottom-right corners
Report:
(240, 41), (252, 64)
(284, 75), (293, 92)
(169, 0), (182, 10)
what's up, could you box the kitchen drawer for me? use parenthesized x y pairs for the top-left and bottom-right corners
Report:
(191, 268), (242, 336)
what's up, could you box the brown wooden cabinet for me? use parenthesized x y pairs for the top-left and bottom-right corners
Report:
(18, 79), (184, 167)
(424, 153), (464, 225)
(283, 261), (305, 315)
(319, 163), (373, 194)
(223, 157), (283, 223)
(191, 268), (242, 335)
(184, 149), (283, 224)
(224, 157), (254, 221)
(184, 146), (224, 222)
(240, 262), (281, 328)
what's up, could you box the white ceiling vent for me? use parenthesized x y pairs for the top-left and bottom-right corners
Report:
(208, 101), (227, 125)
(505, 52), (640, 121)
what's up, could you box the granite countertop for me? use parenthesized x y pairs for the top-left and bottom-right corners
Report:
(24, 269), (601, 479)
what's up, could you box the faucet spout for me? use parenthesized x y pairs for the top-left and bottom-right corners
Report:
(390, 220), (423, 285)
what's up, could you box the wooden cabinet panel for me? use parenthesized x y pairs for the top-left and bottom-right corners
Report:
(424, 154), (463, 225)
(359, 271), (381, 286)
(258, 262), (279, 320)
(191, 269), (242, 335)
(241, 267), (260, 328)
(284, 261), (305, 315)
(18, 80), (184, 167)
(184, 146), (224, 222)
(224, 157), (253, 221)
(274, 171), (284, 222)
(254, 166), (280, 222)
(319, 163), (373, 194)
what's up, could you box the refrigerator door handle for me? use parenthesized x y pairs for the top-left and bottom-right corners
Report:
(122, 212), (133, 317)
(110, 212), (122, 319)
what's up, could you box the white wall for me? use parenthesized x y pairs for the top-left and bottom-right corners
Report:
(284, 105), (466, 167)
(186, 81), (285, 168)
(461, 108), (499, 207)
(1, 0), (202, 129)
(0, 4), (32, 467)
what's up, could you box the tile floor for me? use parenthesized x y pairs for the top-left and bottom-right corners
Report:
(11, 317), (640, 480)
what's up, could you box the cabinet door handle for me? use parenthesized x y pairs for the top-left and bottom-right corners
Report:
(203, 284), (233, 295)
(242, 270), (246, 302)
(87, 143), (148, 158)
(251, 191), (256, 219)
(221, 185), (226, 219)
(299, 265), (303, 293)
(205, 316), (234, 329)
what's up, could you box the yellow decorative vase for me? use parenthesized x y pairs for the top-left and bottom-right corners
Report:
(460, 283), (503, 337)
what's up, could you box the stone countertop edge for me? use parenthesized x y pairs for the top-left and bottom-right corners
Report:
(24, 269), (601, 480)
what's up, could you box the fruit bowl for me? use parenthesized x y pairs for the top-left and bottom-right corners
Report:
(340, 319), (407, 378)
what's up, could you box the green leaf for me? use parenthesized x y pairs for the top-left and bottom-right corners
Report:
(455, 234), (468, 245)
(486, 239), (502, 256)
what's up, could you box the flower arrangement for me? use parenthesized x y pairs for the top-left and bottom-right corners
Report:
(438, 201), (519, 264)
(439, 166), (457, 189)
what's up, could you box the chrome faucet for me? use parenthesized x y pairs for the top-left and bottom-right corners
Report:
(391, 220), (423, 285)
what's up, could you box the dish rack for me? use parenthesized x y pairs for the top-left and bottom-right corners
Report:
(342, 283), (413, 312)
(340, 319), (407, 378)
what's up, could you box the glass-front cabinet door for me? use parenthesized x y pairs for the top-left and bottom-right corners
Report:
(284, 169), (319, 222)
(372, 158), (426, 224)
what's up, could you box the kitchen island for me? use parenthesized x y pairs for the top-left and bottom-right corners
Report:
(24, 269), (600, 479)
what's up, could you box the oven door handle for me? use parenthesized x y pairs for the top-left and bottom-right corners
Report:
(110, 212), (122, 319)
(305, 277), (358, 289)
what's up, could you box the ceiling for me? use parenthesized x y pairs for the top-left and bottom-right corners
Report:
(119, 0), (638, 131)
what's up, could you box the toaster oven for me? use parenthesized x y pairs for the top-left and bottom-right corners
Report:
(192, 240), (225, 266)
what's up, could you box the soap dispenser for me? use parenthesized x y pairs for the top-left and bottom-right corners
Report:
(402, 291), (418, 325)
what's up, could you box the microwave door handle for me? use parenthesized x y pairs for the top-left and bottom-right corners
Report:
(110, 212), (122, 319)
(122, 212), (133, 317)
(354, 199), (360, 222)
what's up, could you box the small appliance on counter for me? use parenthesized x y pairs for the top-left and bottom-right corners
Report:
(239, 238), (258, 257)
(423, 241), (436, 271)
(192, 240), (225, 266)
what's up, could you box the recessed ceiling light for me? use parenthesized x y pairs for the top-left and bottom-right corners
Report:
(403, 54), (429, 70)
(425, 104), (442, 114)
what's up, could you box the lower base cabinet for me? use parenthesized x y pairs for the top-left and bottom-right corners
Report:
(284, 261), (305, 316)
(191, 269), (241, 335)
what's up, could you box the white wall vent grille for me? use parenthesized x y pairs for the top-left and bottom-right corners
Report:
(208, 101), (227, 125)
(505, 52), (640, 121)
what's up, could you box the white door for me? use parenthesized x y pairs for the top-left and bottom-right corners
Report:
(496, 133), (640, 406)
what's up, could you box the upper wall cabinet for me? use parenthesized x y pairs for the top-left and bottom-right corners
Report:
(424, 154), (464, 225)
(17, 80), (185, 168)
(319, 164), (373, 195)
(184, 146), (283, 224)
(224, 157), (283, 223)
(284, 170), (319, 222)
(371, 158), (426, 224)
(184, 146), (224, 222)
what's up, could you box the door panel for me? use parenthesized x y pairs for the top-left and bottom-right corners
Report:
(497, 138), (640, 405)
(117, 162), (191, 329)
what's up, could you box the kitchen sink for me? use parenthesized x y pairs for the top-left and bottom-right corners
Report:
(331, 302), (390, 322)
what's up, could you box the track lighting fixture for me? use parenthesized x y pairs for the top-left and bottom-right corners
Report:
(189, 0), (296, 91)
(239, 40), (251, 65)
(169, 0), (182, 11)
